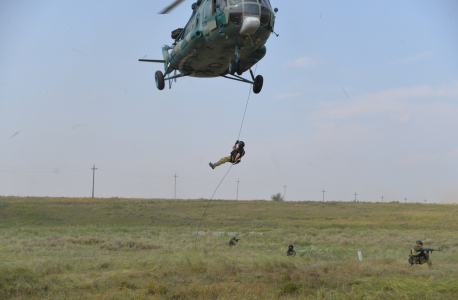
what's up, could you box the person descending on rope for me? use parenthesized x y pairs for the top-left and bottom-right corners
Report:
(209, 141), (245, 169)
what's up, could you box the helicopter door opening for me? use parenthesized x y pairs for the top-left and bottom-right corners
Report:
(203, 0), (217, 35)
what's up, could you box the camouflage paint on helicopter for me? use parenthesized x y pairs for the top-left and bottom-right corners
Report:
(139, 0), (279, 94)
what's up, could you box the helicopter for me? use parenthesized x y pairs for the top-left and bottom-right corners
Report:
(139, 0), (279, 94)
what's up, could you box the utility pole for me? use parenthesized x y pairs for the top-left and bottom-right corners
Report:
(174, 173), (178, 200)
(322, 189), (326, 202)
(354, 192), (358, 202)
(404, 197), (407, 203)
(381, 195), (384, 203)
(91, 164), (97, 198)
(424, 199), (427, 204)
(283, 184), (287, 201)
(236, 178), (240, 200)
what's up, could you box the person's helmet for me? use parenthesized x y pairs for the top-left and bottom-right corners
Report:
(238, 141), (245, 148)
(416, 240), (423, 246)
(288, 245), (294, 249)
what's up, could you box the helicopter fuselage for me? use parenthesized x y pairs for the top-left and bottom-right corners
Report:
(163, 0), (276, 78)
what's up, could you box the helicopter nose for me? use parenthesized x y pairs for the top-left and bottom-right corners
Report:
(239, 17), (260, 36)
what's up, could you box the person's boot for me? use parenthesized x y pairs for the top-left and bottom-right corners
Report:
(209, 162), (216, 169)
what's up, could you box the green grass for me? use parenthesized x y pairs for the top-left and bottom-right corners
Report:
(0, 196), (457, 299)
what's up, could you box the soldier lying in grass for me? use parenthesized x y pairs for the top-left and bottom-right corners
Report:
(285, 245), (296, 257)
(229, 237), (240, 247)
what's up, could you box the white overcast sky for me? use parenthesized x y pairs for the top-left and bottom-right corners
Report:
(1, 0), (457, 203)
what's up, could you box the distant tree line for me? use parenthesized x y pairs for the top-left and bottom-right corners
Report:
(271, 193), (284, 202)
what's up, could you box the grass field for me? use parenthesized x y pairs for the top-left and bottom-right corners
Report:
(0, 196), (457, 299)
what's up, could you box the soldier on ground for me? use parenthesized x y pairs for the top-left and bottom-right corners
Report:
(209, 141), (245, 169)
(285, 245), (296, 257)
(229, 237), (240, 247)
(409, 240), (433, 269)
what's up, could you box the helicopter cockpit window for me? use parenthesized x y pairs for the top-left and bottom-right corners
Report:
(229, 5), (243, 25)
(204, 0), (213, 20)
(259, 0), (271, 8)
(218, 0), (227, 9)
(260, 6), (270, 27)
(244, 4), (260, 16)
(228, 0), (242, 4)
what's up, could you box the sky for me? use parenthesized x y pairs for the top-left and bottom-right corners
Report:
(1, 0), (457, 203)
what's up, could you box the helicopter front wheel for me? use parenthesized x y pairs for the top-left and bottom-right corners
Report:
(253, 75), (263, 94)
(155, 70), (165, 90)
(237, 60), (244, 75)
(229, 60), (236, 75)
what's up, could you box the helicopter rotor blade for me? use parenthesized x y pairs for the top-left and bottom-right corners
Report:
(159, 0), (186, 14)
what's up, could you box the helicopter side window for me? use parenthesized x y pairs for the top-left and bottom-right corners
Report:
(195, 14), (200, 29)
(229, 5), (243, 25)
(260, 6), (270, 27)
(244, 4), (260, 16)
(204, 0), (213, 20)
(218, 0), (227, 9)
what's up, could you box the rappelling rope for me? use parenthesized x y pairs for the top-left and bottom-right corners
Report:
(194, 64), (258, 251)
(194, 164), (233, 250)
(237, 64), (258, 140)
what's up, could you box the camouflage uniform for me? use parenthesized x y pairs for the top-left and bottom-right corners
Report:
(210, 143), (245, 169)
(409, 246), (432, 269)
(216, 156), (234, 166)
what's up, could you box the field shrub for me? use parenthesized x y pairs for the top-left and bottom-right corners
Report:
(280, 281), (300, 295)
(147, 281), (168, 295)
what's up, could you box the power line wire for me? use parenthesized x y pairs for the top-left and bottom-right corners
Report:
(98, 169), (171, 178)
(97, 165), (172, 177)
(0, 168), (88, 174)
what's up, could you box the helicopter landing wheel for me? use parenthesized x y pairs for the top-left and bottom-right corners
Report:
(155, 70), (165, 90)
(229, 60), (236, 75)
(236, 60), (243, 75)
(253, 75), (263, 94)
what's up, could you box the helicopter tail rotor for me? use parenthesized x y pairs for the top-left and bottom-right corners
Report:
(159, 0), (186, 14)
